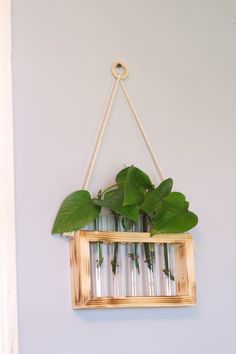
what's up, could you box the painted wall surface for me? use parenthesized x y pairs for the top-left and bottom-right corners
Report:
(12, 1), (236, 354)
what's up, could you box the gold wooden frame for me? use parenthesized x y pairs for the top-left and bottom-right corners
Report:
(70, 231), (196, 309)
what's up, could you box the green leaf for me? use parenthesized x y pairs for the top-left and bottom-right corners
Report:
(116, 166), (129, 184)
(52, 190), (101, 234)
(116, 166), (153, 207)
(123, 167), (144, 206)
(151, 210), (198, 234)
(150, 192), (198, 234)
(141, 178), (173, 214)
(162, 192), (188, 208)
(93, 188), (139, 222)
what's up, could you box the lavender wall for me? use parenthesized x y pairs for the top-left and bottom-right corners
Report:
(12, 1), (236, 353)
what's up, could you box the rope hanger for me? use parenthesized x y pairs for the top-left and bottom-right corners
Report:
(83, 62), (165, 190)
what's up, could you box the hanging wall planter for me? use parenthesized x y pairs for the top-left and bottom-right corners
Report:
(52, 62), (198, 309)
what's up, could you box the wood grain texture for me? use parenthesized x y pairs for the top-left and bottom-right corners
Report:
(70, 231), (196, 309)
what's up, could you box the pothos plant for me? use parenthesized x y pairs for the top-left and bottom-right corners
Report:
(52, 165), (198, 279)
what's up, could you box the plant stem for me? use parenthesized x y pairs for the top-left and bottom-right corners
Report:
(121, 216), (134, 231)
(94, 218), (103, 268)
(111, 242), (119, 275)
(97, 241), (103, 268)
(121, 216), (140, 274)
(128, 243), (140, 274)
(164, 243), (168, 269)
(111, 214), (119, 275)
(134, 243), (140, 273)
(163, 243), (175, 281)
(142, 214), (155, 271)
(144, 243), (155, 271)
(98, 183), (120, 199)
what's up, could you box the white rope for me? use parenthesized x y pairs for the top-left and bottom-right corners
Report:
(83, 64), (165, 189)
(83, 77), (120, 189)
(119, 81), (165, 181)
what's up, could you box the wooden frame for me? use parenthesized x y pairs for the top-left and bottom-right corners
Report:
(70, 231), (196, 309)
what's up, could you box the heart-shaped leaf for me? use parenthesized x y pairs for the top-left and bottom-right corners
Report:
(116, 166), (153, 207)
(151, 210), (198, 234)
(150, 192), (198, 234)
(116, 166), (152, 187)
(141, 178), (173, 214)
(52, 190), (101, 234)
(93, 188), (139, 222)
